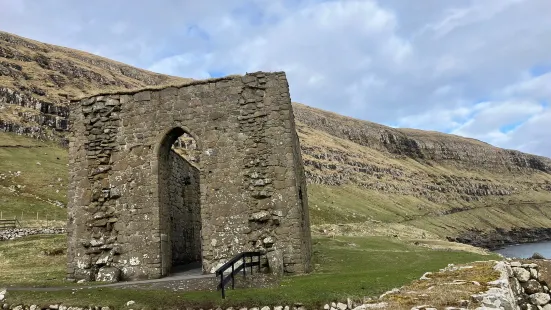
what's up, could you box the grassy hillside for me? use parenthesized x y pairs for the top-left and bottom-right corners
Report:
(2, 128), (550, 242)
(0, 31), (187, 104)
(1, 30), (551, 241)
(296, 113), (551, 238)
(0, 132), (67, 224)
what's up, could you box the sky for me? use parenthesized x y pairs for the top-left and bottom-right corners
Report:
(1, 0), (550, 158)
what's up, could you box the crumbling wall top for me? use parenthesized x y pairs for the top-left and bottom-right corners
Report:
(70, 71), (286, 102)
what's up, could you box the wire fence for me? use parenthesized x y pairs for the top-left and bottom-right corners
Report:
(0, 211), (65, 228)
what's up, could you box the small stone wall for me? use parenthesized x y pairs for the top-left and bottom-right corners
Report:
(509, 261), (551, 309)
(470, 261), (518, 310)
(0, 228), (65, 241)
(473, 260), (551, 310)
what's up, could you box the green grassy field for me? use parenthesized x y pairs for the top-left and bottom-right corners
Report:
(0, 132), (67, 224)
(0, 234), (66, 287)
(2, 234), (499, 309)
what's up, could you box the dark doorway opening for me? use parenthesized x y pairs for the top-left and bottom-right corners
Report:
(158, 128), (202, 276)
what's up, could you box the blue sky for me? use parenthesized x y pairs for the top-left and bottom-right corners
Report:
(0, 0), (550, 157)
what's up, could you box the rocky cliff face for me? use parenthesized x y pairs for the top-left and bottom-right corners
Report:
(294, 102), (551, 203)
(0, 31), (189, 141)
(293, 102), (551, 243)
(293, 103), (551, 174)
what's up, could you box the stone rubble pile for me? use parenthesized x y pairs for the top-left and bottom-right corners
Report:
(0, 293), (389, 310)
(0, 228), (65, 241)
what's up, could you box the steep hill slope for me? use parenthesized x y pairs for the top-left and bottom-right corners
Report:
(1, 31), (551, 248)
(0, 132), (67, 225)
(293, 103), (551, 246)
(0, 30), (189, 142)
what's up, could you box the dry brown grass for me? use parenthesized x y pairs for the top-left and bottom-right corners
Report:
(0, 30), (190, 105)
(379, 261), (500, 309)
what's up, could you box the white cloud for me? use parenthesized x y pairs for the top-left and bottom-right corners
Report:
(452, 100), (544, 141)
(148, 54), (213, 79)
(0, 0), (550, 157)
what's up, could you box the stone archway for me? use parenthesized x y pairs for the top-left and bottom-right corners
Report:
(157, 127), (202, 276)
(66, 72), (312, 282)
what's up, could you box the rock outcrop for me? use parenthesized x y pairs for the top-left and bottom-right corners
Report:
(450, 228), (551, 250)
(293, 103), (551, 173)
(0, 30), (188, 144)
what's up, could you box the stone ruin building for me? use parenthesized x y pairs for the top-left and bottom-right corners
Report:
(66, 71), (312, 281)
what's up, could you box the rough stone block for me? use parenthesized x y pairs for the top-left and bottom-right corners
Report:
(96, 266), (121, 283)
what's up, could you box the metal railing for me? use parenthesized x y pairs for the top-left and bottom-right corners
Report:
(0, 219), (21, 230)
(215, 251), (262, 298)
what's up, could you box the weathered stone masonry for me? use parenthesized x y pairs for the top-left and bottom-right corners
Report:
(165, 150), (201, 267)
(66, 71), (312, 281)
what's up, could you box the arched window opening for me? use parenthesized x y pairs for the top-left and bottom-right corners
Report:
(171, 132), (200, 165)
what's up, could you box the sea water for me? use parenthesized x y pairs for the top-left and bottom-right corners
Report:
(494, 241), (551, 259)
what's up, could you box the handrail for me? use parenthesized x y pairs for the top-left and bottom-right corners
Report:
(215, 251), (262, 299)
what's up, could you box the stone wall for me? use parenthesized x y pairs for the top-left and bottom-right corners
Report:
(0, 228), (65, 241)
(509, 260), (551, 309)
(473, 260), (551, 310)
(66, 71), (312, 282)
(167, 150), (201, 267)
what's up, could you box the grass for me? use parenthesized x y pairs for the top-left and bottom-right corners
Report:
(0, 30), (189, 105)
(2, 234), (500, 309)
(0, 132), (67, 223)
(0, 235), (66, 287)
(299, 119), (551, 238)
(307, 182), (551, 238)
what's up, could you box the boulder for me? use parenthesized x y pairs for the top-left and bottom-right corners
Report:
(96, 266), (120, 283)
(266, 250), (284, 276)
(510, 277), (523, 296)
(530, 268), (538, 279)
(521, 279), (543, 294)
(336, 303), (347, 310)
(531, 252), (546, 259)
(529, 292), (550, 306)
(513, 267), (531, 282)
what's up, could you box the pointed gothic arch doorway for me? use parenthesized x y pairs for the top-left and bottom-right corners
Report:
(157, 127), (202, 276)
